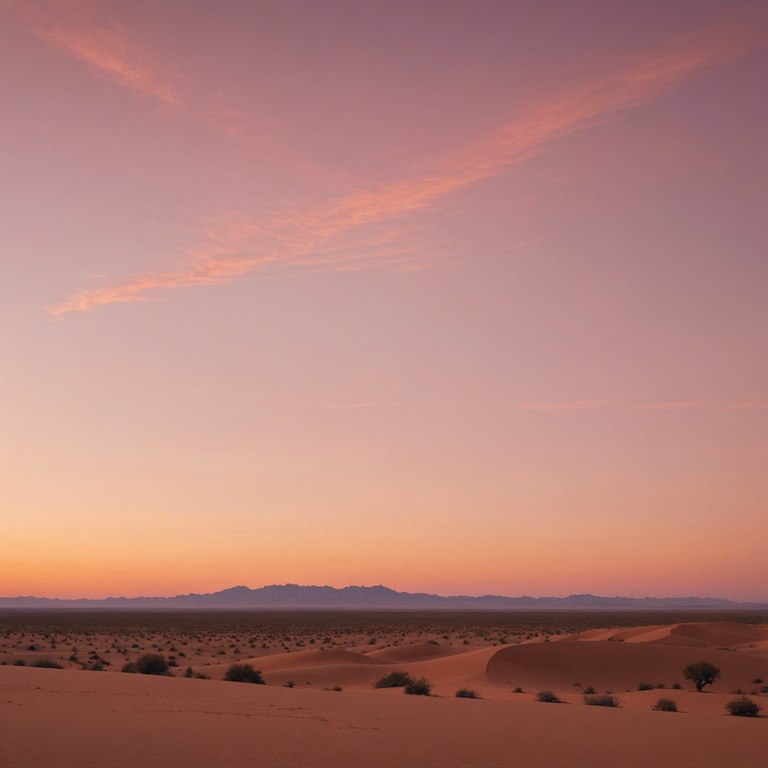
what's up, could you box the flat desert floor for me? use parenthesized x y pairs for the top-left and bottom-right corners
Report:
(1, 612), (767, 767)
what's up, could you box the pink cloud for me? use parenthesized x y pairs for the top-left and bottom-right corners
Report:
(7, 0), (177, 104)
(720, 401), (768, 411)
(517, 400), (617, 412)
(634, 401), (709, 411)
(46, 22), (766, 316)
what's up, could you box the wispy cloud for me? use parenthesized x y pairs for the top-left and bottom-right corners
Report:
(720, 401), (768, 411)
(324, 402), (381, 411)
(46, 22), (765, 316)
(634, 400), (709, 411)
(519, 399), (768, 413)
(6, 0), (177, 104)
(518, 399), (617, 412)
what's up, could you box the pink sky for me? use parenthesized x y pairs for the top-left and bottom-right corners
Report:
(1, 0), (766, 600)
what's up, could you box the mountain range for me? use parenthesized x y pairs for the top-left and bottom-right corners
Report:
(1, 584), (765, 610)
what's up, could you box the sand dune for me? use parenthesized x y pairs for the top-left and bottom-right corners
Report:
(573, 621), (768, 649)
(3, 620), (766, 767)
(2, 665), (766, 768)
(486, 639), (768, 693)
(366, 641), (470, 663)
(188, 624), (768, 700)
(651, 621), (768, 649)
(251, 647), (384, 671)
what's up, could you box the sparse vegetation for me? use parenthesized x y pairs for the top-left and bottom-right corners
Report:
(404, 677), (432, 696)
(30, 658), (63, 669)
(224, 663), (265, 684)
(725, 697), (761, 718)
(653, 698), (678, 712)
(536, 691), (561, 703)
(374, 671), (414, 689)
(455, 688), (480, 698)
(583, 694), (619, 707)
(637, 682), (653, 691)
(135, 653), (169, 676)
(683, 661), (721, 692)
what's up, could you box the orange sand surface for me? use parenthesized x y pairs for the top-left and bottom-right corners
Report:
(2, 619), (766, 767)
(1, 664), (767, 768)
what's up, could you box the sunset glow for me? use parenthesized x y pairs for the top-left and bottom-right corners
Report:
(2, 0), (766, 600)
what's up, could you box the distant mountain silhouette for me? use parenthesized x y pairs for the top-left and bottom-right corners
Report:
(1, 584), (765, 609)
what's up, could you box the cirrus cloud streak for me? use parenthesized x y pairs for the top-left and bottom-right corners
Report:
(46, 22), (766, 316)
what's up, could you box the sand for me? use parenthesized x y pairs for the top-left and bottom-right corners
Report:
(1, 619), (766, 767)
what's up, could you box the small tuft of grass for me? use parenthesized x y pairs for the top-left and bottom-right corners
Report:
(536, 691), (561, 703)
(584, 694), (619, 707)
(374, 671), (414, 689)
(725, 697), (761, 718)
(30, 658), (63, 669)
(654, 698), (678, 712)
(404, 677), (432, 696)
(455, 688), (480, 699)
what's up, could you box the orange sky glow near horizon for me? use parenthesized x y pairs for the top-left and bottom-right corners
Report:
(1, 0), (767, 602)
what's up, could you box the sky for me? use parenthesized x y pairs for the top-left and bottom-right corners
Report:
(1, 0), (767, 601)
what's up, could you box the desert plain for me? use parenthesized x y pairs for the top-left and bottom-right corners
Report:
(1, 610), (767, 767)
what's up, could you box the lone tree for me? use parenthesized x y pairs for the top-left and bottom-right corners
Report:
(683, 661), (720, 692)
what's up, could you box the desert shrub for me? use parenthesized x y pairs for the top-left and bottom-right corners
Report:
(638, 682), (653, 691)
(584, 694), (619, 707)
(672, 682), (682, 690)
(331, 685), (343, 692)
(183, 666), (194, 678)
(135, 653), (169, 676)
(654, 698), (678, 712)
(455, 688), (480, 698)
(31, 658), (63, 669)
(374, 671), (414, 689)
(121, 661), (137, 673)
(13, 659), (25, 666)
(725, 697), (761, 718)
(284, 680), (296, 688)
(224, 663), (264, 684)
(404, 677), (432, 696)
(536, 691), (561, 703)
(752, 677), (764, 684)
(683, 661), (720, 692)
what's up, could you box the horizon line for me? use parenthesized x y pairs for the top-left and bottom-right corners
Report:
(2, 583), (765, 605)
